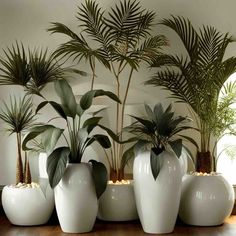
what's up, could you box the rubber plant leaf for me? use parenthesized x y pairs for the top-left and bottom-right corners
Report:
(36, 100), (67, 119)
(80, 89), (121, 110)
(82, 117), (102, 133)
(22, 124), (62, 151)
(150, 147), (164, 180)
(54, 79), (77, 118)
(86, 134), (111, 149)
(47, 147), (70, 188)
(89, 160), (108, 198)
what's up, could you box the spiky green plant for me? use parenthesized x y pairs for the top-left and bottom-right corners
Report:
(0, 42), (66, 96)
(146, 16), (236, 172)
(126, 103), (192, 179)
(47, 0), (167, 181)
(0, 95), (35, 184)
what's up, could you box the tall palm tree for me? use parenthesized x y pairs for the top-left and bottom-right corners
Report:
(146, 16), (236, 172)
(47, 0), (167, 181)
(0, 96), (35, 184)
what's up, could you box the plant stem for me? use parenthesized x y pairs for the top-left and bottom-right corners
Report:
(89, 56), (96, 91)
(16, 132), (23, 184)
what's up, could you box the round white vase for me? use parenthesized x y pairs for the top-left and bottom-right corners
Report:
(179, 174), (235, 226)
(54, 163), (98, 233)
(2, 184), (54, 226)
(97, 181), (138, 221)
(133, 150), (182, 234)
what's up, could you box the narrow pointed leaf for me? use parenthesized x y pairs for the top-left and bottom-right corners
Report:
(169, 139), (182, 158)
(150, 147), (164, 180)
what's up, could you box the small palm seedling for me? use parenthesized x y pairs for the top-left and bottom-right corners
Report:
(0, 95), (35, 184)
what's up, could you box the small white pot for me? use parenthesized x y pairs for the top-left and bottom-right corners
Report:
(98, 181), (138, 221)
(54, 163), (98, 233)
(133, 150), (182, 234)
(179, 174), (235, 226)
(2, 184), (54, 226)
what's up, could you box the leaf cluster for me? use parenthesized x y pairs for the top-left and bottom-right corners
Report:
(126, 103), (192, 179)
(22, 79), (120, 195)
(0, 42), (65, 96)
(146, 16), (236, 152)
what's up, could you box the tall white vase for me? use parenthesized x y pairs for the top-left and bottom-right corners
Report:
(54, 163), (98, 233)
(133, 150), (182, 234)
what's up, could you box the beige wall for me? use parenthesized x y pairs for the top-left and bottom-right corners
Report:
(0, 0), (236, 184)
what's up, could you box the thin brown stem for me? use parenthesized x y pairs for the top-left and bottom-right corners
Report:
(16, 132), (23, 184)
(89, 56), (96, 91)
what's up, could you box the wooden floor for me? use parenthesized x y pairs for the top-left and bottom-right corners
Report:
(1, 210), (236, 236)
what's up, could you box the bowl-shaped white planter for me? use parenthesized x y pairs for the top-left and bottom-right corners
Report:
(179, 174), (235, 226)
(2, 184), (54, 226)
(98, 180), (138, 221)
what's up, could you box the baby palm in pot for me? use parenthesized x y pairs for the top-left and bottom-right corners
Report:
(0, 96), (54, 226)
(127, 103), (192, 234)
(23, 79), (120, 233)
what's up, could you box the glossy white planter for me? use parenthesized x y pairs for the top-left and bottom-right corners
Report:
(98, 181), (138, 221)
(54, 163), (98, 233)
(179, 174), (235, 226)
(2, 184), (54, 226)
(133, 150), (182, 234)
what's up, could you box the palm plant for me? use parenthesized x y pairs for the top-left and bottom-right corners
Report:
(145, 16), (236, 172)
(0, 95), (35, 184)
(0, 42), (67, 96)
(126, 103), (191, 179)
(47, 0), (167, 181)
(22, 79), (120, 198)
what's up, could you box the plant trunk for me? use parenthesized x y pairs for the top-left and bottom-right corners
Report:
(110, 168), (124, 182)
(24, 153), (31, 184)
(196, 151), (212, 173)
(16, 133), (23, 184)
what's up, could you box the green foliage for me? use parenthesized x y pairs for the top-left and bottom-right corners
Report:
(22, 79), (119, 191)
(127, 103), (192, 179)
(47, 0), (167, 180)
(0, 95), (35, 134)
(0, 42), (67, 96)
(146, 16), (236, 155)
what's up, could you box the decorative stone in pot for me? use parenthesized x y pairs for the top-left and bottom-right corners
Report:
(133, 150), (182, 234)
(97, 180), (138, 221)
(2, 182), (54, 226)
(179, 173), (235, 226)
(54, 163), (98, 233)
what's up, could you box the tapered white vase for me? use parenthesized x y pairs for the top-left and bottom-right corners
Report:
(133, 150), (182, 234)
(54, 163), (98, 233)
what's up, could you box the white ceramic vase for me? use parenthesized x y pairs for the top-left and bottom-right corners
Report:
(98, 181), (138, 221)
(133, 150), (182, 234)
(2, 184), (54, 226)
(179, 174), (235, 226)
(54, 163), (98, 233)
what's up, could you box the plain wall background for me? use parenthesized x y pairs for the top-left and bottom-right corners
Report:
(0, 0), (236, 184)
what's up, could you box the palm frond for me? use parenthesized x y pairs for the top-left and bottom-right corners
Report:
(27, 49), (65, 95)
(160, 16), (199, 61)
(0, 95), (35, 134)
(0, 42), (31, 86)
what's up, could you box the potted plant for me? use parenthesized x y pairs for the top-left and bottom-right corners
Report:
(145, 16), (236, 226)
(23, 79), (120, 233)
(0, 42), (72, 226)
(0, 95), (54, 226)
(126, 103), (191, 234)
(47, 0), (167, 221)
